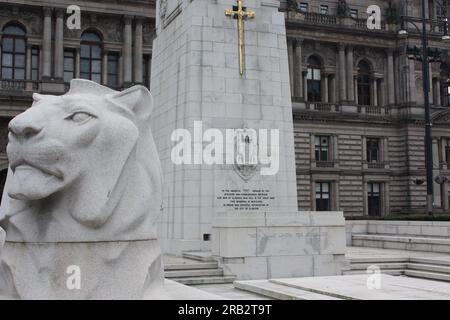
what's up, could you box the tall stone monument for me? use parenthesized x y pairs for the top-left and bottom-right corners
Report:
(151, 0), (346, 279)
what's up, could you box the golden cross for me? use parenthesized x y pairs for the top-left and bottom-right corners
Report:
(225, 0), (255, 76)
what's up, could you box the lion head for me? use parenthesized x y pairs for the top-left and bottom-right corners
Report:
(0, 80), (163, 242)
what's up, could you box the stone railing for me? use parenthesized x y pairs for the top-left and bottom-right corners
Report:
(304, 12), (337, 25)
(367, 162), (387, 169)
(0, 79), (39, 92)
(315, 161), (336, 168)
(305, 102), (340, 112)
(357, 105), (390, 115)
(287, 11), (388, 31)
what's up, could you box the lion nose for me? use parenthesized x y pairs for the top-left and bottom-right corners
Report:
(9, 116), (43, 140)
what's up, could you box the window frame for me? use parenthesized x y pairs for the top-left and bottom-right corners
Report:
(320, 5), (329, 15)
(367, 182), (382, 217)
(107, 52), (119, 89)
(299, 2), (309, 13)
(366, 138), (381, 163)
(1, 25), (27, 81)
(350, 9), (358, 19)
(315, 182), (331, 211)
(80, 32), (102, 83)
(315, 135), (330, 162)
(63, 49), (76, 83)
(31, 46), (39, 81)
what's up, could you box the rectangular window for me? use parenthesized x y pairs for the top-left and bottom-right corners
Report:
(367, 138), (380, 163)
(350, 9), (358, 19)
(315, 136), (330, 162)
(143, 55), (150, 89)
(299, 2), (309, 13)
(316, 182), (331, 211)
(31, 47), (39, 81)
(320, 5), (328, 15)
(368, 183), (381, 216)
(107, 53), (119, 89)
(63, 50), (75, 83)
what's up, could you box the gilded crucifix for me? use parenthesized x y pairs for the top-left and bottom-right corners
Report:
(225, 0), (256, 76)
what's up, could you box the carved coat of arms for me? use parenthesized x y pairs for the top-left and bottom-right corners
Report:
(233, 128), (259, 181)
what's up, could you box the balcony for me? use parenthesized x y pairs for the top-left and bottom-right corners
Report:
(357, 105), (390, 116)
(315, 161), (336, 168)
(0, 79), (39, 92)
(304, 12), (337, 26)
(286, 11), (388, 32)
(364, 162), (389, 170)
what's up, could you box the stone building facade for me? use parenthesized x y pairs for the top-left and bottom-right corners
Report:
(1, 0), (450, 218)
(0, 0), (155, 195)
(282, 0), (450, 217)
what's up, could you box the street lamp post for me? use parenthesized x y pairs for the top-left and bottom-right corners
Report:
(399, 0), (450, 215)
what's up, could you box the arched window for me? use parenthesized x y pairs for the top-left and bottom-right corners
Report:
(80, 31), (102, 83)
(307, 56), (322, 102)
(1, 24), (26, 80)
(357, 60), (372, 106)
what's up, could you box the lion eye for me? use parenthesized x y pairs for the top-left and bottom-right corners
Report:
(67, 112), (93, 123)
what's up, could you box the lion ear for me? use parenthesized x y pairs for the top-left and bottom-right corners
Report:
(32, 93), (51, 102)
(111, 85), (154, 121)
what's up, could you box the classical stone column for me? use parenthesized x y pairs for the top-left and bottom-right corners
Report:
(54, 9), (64, 80)
(134, 17), (143, 84)
(338, 44), (347, 101)
(429, 68), (434, 105)
(25, 44), (33, 91)
(432, 138), (441, 207)
(102, 51), (108, 86)
(387, 50), (395, 105)
(123, 15), (133, 85)
(394, 53), (401, 103)
(354, 77), (359, 104)
(409, 59), (417, 103)
(372, 78), (378, 106)
(147, 55), (152, 88)
(379, 79), (385, 106)
(346, 45), (354, 102)
(75, 48), (81, 78)
(287, 38), (294, 95)
(434, 78), (441, 106)
(329, 74), (336, 103)
(42, 7), (53, 78)
(294, 38), (304, 99)
(118, 55), (124, 88)
(303, 71), (308, 101)
(322, 74), (329, 103)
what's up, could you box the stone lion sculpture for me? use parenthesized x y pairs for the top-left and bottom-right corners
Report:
(0, 79), (165, 299)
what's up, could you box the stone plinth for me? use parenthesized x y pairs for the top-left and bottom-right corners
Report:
(212, 211), (348, 280)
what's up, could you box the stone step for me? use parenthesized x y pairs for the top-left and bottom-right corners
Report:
(409, 257), (450, 267)
(165, 268), (224, 278)
(348, 257), (408, 264)
(234, 280), (342, 300)
(407, 263), (450, 275)
(404, 270), (450, 282)
(342, 269), (404, 276)
(182, 251), (216, 262)
(171, 276), (237, 285)
(164, 262), (219, 271)
(349, 262), (408, 271)
(352, 234), (450, 253)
